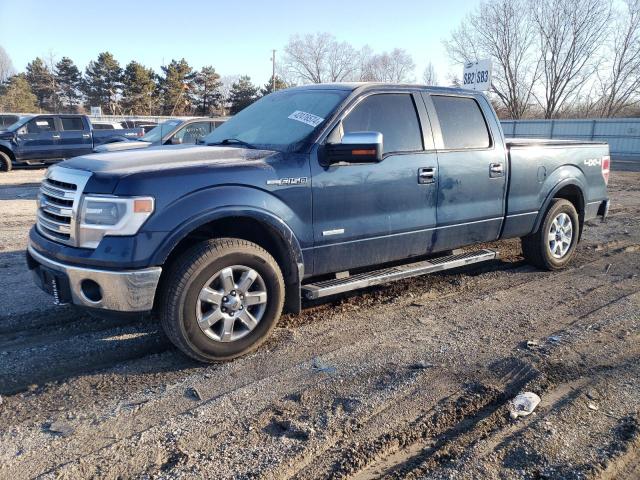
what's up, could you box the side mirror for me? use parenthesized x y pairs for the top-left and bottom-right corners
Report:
(325, 131), (383, 164)
(170, 136), (183, 145)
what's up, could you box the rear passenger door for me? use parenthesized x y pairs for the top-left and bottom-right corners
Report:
(59, 116), (92, 158)
(15, 116), (63, 161)
(423, 93), (507, 251)
(311, 92), (439, 275)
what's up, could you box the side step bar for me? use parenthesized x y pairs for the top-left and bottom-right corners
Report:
(301, 249), (498, 300)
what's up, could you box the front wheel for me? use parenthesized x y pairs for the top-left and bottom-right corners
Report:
(159, 238), (285, 362)
(0, 151), (12, 172)
(521, 199), (580, 271)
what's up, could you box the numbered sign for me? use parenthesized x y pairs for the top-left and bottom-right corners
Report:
(462, 59), (492, 91)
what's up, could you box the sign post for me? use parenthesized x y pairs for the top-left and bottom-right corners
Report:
(462, 59), (492, 91)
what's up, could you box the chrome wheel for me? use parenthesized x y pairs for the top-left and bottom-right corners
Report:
(548, 212), (573, 259)
(195, 265), (268, 342)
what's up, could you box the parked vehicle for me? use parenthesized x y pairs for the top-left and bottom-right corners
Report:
(27, 83), (610, 363)
(0, 114), (21, 128)
(0, 114), (143, 171)
(93, 118), (222, 153)
(118, 120), (158, 134)
(91, 120), (125, 130)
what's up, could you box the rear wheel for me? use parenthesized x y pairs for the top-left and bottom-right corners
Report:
(0, 151), (12, 172)
(521, 199), (579, 271)
(159, 238), (285, 362)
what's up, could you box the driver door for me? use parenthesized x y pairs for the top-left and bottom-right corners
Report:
(15, 116), (64, 161)
(310, 92), (439, 276)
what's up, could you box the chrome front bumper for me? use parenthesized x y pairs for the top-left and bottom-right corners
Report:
(27, 245), (162, 312)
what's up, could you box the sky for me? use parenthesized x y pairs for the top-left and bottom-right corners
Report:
(0, 0), (481, 85)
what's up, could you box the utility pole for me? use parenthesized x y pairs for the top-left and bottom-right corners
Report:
(271, 49), (276, 92)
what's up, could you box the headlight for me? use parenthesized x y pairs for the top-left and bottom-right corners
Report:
(78, 195), (154, 248)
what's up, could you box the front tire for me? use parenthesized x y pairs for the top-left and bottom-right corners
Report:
(521, 199), (579, 271)
(0, 151), (12, 172)
(160, 238), (285, 362)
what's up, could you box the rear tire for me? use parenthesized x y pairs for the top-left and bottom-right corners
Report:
(521, 199), (579, 271)
(0, 151), (12, 172)
(159, 238), (285, 362)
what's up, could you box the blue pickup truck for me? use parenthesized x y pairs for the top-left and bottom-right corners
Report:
(0, 114), (143, 171)
(26, 83), (610, 362)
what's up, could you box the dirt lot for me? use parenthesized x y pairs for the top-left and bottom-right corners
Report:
(0, 167), (638, 479)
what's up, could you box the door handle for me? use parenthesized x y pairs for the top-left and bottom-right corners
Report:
(489, 163), (504, 177)
(418, 167), (436, 184)
(52, 134), (61, 139)
(82, 134), (90, 138)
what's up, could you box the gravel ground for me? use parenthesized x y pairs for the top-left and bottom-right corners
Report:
(0, 167), (638, 479)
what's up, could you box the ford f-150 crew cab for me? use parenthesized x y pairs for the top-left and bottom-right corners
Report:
(26, 83), (610, 362)
(0, 114), (143, 171)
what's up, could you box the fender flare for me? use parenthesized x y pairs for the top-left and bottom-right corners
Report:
(532, 177), (586, 234)
(151, 205), (304, 280)
(0, 140), (15, 160)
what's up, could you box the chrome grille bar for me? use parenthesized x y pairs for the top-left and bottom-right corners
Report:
(36, 166), (91, 246)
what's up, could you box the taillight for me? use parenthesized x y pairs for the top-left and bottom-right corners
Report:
(602, 155), (610, 185)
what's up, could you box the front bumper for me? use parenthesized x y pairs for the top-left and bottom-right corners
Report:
(27, 244), (162, 312)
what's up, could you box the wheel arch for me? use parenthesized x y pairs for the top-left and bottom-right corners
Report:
(153, 209), (304, 314)
(533, 177), (586, 239)
(0, 143), (15, 162)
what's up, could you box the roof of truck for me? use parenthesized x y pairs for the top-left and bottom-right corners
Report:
(288, 82), (472, 95)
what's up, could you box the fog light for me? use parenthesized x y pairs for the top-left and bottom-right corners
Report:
(80, 279), (102, 303)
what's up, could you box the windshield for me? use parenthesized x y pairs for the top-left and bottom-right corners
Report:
(203, 89), (349, 151)
(5, 116), (31, 131)
(140, 119), (183, 143)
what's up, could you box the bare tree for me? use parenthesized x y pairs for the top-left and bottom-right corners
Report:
(596, 0), (640, 117)
(444, 0), (540, 119)
(219, 75), (240, 115)
(422, 62), (438, 85)
(531, 0), (612, 118)
(361, 48), (415, 82)
(0, 46), (15, 83)
(283, 33), (360, 84)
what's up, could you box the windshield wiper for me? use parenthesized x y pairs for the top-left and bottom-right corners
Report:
(207, 138), (257, 149)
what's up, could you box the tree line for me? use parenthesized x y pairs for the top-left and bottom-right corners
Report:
(2, 0), (638, 121)
(0, 49), (286, 116)
(445, 0), (640, 119)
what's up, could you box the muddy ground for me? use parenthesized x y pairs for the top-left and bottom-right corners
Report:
(0, 167), (638, 479)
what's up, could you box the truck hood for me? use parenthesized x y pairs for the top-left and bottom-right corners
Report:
(60, 144), (278, 175)
(93, 140), (152, 153)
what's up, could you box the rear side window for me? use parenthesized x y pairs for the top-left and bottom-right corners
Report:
(431, 95), (491, 149)
(61, 117), (84, 131)
(93, 123), (112, 130)
(342, 94), (423, 154)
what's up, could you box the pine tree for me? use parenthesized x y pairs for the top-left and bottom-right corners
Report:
(160, 59), (195, 116)
(0, 74), (38, 112)
(229, 76), (259, 114)
(194, 66), (222, 115)
(121, 61), (157, 115)
(25, 57), (58, 112)
(55, 57), (81, 112)
(83, 52), (123, 114)
(260, 75), (289, 96)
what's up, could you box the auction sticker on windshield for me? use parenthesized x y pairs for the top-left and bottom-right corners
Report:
(288, 111), (324, 127)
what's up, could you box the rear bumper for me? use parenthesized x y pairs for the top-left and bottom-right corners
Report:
(27, 244), (162, 312)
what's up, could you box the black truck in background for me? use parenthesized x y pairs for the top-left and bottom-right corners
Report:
(0, 114), (143, 171)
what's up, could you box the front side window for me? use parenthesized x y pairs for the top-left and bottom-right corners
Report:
(27, 117), (56, 133)
(60, 117), (84, 131)
(431, 95), (491, 150)
(342, 94), (423, 154)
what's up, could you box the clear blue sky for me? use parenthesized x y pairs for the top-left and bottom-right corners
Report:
(0, 0), (480, 84)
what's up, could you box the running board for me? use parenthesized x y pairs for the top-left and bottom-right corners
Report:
(301, 249), (498, 300)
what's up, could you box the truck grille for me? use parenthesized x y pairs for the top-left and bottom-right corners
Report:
(36, 166), (91, 246)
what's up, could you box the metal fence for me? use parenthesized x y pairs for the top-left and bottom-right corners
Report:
(501, 118), (640, 159)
